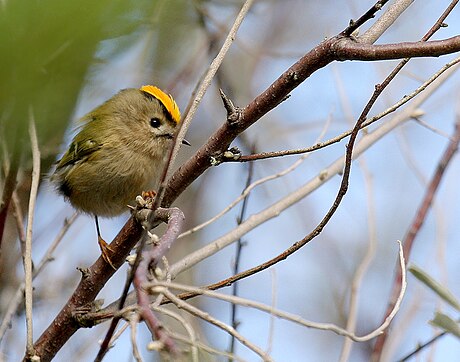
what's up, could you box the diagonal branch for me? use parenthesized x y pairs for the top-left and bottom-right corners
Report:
(371, 119), (460, 361)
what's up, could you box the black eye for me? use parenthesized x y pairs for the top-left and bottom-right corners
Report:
(150, 117), (161, 128)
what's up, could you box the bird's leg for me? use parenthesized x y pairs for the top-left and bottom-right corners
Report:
(95, 215), (116, 270)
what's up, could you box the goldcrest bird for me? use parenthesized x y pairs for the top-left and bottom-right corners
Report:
(51, 85), (187, 267)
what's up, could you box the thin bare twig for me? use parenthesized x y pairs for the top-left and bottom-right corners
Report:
(0, 213), (78, 342)
(398, 331), (446, 361)
(2, 148), (26, 258)
(159, 287), (274, 362)
(11, 192), (26, 257)
(24, 110), (40, 358)
(358, 0), (415, 44)
(168, 0), (255, 175)
(151, 306), (199, 361)
(163, 330), (243, 361)
(128, 315), (142, 362)
(265, 269), (277, 356)
(229, 151), (254, 358)
(339, 159), (378, 362)
(133, 207), (185, 355)
(413, 117), (455, 140)
(151, 241), (405, 343)
(106, 321), (130, 350)
(342, 0), (390, 36)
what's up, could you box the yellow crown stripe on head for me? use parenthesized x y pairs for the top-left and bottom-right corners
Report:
(140, 85), (181, 124)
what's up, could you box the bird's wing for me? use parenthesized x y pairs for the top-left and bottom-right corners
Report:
(56, 136), (102, 169)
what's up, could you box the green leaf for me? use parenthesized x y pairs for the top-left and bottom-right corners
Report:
(430, 312), (460, 339)
(409, 265), (460, 311)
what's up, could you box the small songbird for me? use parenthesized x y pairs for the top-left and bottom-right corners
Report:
(51, 85), (188, 267)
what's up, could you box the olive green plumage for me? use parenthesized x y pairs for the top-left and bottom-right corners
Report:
(52, 87), (179, 217)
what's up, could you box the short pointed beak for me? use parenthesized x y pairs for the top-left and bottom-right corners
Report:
(182, 139), (191, 146)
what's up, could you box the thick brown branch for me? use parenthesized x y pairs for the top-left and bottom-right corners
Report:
(334, 35), (460, 61)
(31, 218), (143, 362)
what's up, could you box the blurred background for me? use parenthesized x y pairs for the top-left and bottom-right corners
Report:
(1, 0), (460, 361)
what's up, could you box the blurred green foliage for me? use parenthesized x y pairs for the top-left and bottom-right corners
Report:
(0, 0), (194, 171)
